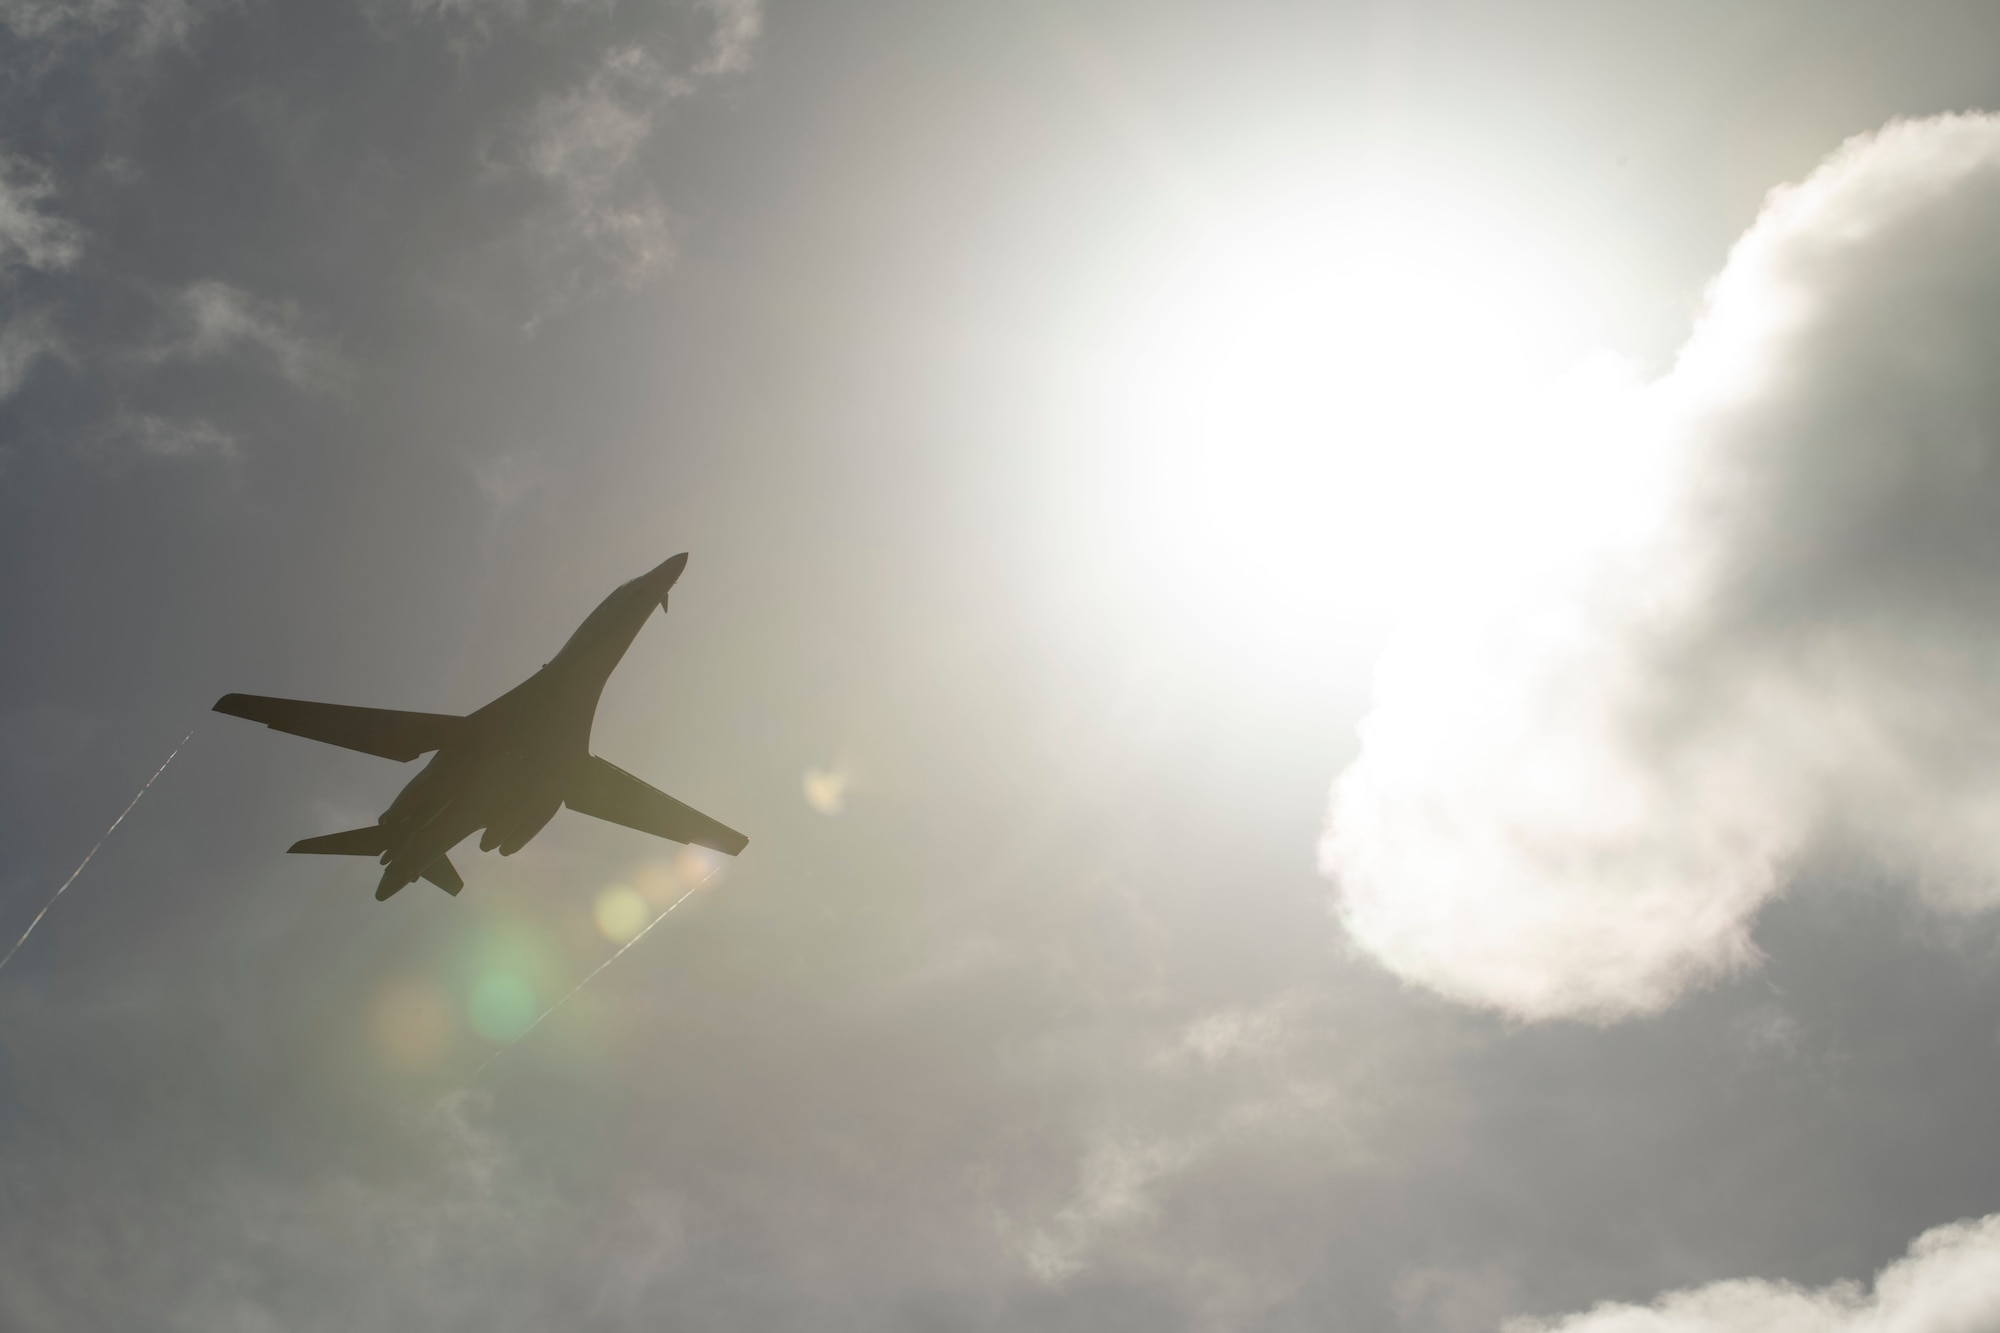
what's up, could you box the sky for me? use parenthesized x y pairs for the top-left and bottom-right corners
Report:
(10, 1), (2000, 1329)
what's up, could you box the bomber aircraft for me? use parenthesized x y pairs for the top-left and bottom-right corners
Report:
(215, 552), (747, 900)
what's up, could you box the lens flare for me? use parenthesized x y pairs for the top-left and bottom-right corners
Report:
(675, 844), (724, 887)
(371, 977), (455, 1069)
(594, 885), (650, 942)
(803, 766), (848, 814)
(635, 859), (680, 905)
(633, 848), (728, 907)
(467, 972), (539, 1043)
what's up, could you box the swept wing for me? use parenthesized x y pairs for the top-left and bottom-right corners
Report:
(213, 693), (464, 763)
(565, 755), (749, 856)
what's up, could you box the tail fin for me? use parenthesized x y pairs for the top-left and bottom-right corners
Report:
(421, 855), (464, 896)
(290, 825), (392, 857)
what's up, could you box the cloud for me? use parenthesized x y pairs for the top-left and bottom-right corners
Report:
(1727, 1002), (1804, 1062)
(497, 6), (758, 303)
(0, 0), (218, 50)
(1511, 1212), (2000, 1333)
(0, 311), (64, 400)
(513, 46), (682, 293)
(0, 1083), (561, 1330)
(1323, 114), (2000, 1021)
(468, 450), (546, 538)
(1011, 992), (1378, 1288)
(0, 156), (82, 274)
(355, 2), (763, 317)
(149, 279), (346, 392)
(692, 0), (760, 77)
(96, 411), (238, 460)
(402, 0), (761, 73)
(1152, 993), (1307, 1071)
(0, 157), (81, 401)
(1018, 1134), (1198, 1282)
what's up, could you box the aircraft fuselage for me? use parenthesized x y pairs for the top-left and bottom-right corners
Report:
(218, 550), (747, 901)
(366, 552), (687, 898)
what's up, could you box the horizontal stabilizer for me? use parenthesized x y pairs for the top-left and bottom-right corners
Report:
(289, 825), (392, 857)
(565, 755), (748, 856)
(421, 855), (464, 896)
(215, 693), (464, 762)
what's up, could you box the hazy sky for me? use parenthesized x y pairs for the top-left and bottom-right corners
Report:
(10, 3), (2000, 1330)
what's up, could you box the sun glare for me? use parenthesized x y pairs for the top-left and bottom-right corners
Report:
(1078, 182), (1608, 666)
(594, 884), (650, 942)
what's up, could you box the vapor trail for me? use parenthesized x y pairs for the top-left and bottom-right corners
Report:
(0, 732), (193, 981)
(472, 869), (717, 1081)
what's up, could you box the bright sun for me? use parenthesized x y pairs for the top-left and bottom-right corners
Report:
(1077, 181), (1612, 668)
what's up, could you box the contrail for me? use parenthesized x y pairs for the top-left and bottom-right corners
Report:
(472, 867), (718, 1081)
(0, 732), (193, 981)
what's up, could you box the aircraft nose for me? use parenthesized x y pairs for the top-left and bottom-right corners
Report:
(649, 551), (689, 590)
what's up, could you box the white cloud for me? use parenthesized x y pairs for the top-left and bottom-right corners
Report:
(0, 157), (81, 401)
(1323, 114), (2000, 1021)
(1510, 1212), (2000, 1333)
(0, 156), (82, 274)
(1153, 993), (1307, 1070)
(693, 0), (760, 77)
(1727, 1002), (1804, 1062)
(1018, 1135), (1198, 1282)
(403, 0), (761, 73)
(384, 3), (759, 310)
(0, 0), (217, 50)
(100, 412), (238, 460)
(1013, 994), (1372, 1287)
(501, 6), (759, 301)
(151, 279), (346, 392)
(516, 46), (682, 292)
(0, 310), (64, 399)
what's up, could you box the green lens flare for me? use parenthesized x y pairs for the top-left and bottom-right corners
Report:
(467, 972), (539, 1043)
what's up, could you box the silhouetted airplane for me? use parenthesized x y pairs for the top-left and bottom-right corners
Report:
(215, 552), (747, 900)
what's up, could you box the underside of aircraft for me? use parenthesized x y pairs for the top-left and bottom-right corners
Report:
(215, 552), (747, 900)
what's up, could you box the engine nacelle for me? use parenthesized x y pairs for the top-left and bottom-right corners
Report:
(481, 796), (560, 856)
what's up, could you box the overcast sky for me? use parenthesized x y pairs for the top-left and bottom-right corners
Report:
(11, 2), (2000, 1330)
